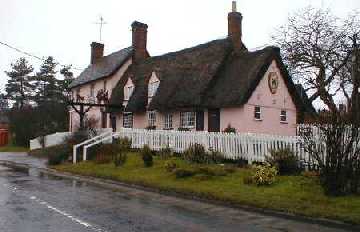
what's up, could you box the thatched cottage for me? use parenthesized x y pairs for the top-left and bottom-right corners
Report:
(69, 2), (314, 136)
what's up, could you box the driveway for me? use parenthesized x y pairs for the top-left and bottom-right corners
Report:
(0, 152), (350, 232)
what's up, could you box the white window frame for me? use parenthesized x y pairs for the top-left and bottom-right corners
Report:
(148, 81), (160, 98)
(124, 85), (134, 101)
(180, 112), (196, 128)
(103, 80), (107, 90)
(90, 84), (95, 97)
(254, 106), (262, 120)
(147, 111), (156, 127)
(280, 109), (287, 123)
(164, 113), (173, 129)
(123, 112), (133, 128)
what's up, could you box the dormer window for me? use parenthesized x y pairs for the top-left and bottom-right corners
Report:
(124, 86), (134, 100)
(148, 72), (160, 98)
(124, 78), (134, 101)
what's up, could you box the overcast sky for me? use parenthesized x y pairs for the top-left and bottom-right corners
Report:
(1, 0), (359, 96)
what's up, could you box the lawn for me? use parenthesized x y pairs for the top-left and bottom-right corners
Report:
(0, 145), (29, 152)
(54, 153), (360, 225)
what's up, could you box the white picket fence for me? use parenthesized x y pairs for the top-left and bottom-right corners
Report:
(117, 128), (313, 164)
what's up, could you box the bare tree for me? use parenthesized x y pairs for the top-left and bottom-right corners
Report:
(273, 7), (360, 113)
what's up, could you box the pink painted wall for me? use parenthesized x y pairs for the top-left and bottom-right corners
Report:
(69, 59), (132, 131)
(108, 60), (297, 136)
(220, 60), (297, 135)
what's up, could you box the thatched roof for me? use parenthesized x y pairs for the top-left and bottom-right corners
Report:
(69, 47), (133, 88)
(108, 38), (313, 113)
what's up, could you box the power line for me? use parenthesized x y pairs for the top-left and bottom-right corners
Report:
(0, 41), (84, 71)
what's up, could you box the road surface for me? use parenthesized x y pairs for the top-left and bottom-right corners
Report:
(0, 153), (350, 232)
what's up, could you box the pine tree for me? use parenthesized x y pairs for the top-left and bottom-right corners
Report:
(33, 56), (61, 104)
(59, 65), (74, 100)
(0, 93), (9, 110)
(4, 57), (34, 108)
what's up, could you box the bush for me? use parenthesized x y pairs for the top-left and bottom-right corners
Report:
(114, 152), (127, 167)
(251, 164), (278, 186)
(266, 148), (301, 175)
(174, 168), (196, 179)
(207, 148), (224, 164)
(158, 147), (173, 160)
(183, 143), (207, 164)
(94, 144), (119, 164)
(145, 125), (156, 130)
(117, 137), (132, 151)
(140, 145), (153, 167)
(65, 130), (89, 146)
(223, 124), (236, 133)
(47, 144), (72, 165)
(164, 159), (177, 172)
(301, 114), (360, 196)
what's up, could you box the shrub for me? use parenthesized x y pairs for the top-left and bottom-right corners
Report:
(174, 168), (196, 179)
(114, 152), (127, 167)
(94, 144), (119, 164)
(223, 124), (236, 133)
(117, 137), (132, 152)
(183, 143), (207, 164)
(207, 148), (224, 164)
(65, 130), (89, 146)
(266, 148), (301, 175)
(178, 127), (190, 131)
(145, 125), (156, 130)
(140, 145), (153, 167)
(301, 115), (360, 195)
(47, 144), (72, 165)
(164, 159), (177, 172)
(251, 164), (278, 186)
(158, 146), (173, 160)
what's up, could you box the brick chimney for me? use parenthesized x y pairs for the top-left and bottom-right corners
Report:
(90, 42), (104, 64)
(228, 1), (243, 51)
(132, 21), (148, 62)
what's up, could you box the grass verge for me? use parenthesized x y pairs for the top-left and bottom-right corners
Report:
(54, 153), (360, 225)
(0, 145), (29, 152)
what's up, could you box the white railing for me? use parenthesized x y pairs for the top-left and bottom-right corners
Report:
(72, 130), (113, 163)
(117, 128), (313, 164)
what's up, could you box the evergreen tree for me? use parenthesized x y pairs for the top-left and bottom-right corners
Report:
(59, 65), (74, 100)
(0, 93), (9, 110)
(33, 56), (61, 104)
(4, 57), (34, 108)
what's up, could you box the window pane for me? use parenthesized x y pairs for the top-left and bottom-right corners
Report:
(254, 106), (261, 119)
(280, 110), (287, 122)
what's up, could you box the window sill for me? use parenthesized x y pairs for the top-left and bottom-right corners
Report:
(280, 121), (288, 124)
(254, 119), (263, 122)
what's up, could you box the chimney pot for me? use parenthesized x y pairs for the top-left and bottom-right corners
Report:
(90, 42), (104, 64)
(228, 1), (243, 52)
(232, 1), (237, 12)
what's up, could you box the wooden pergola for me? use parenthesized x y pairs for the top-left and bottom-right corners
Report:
(67, 90), (122, 130)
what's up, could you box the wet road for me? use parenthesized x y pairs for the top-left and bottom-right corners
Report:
(0, 154), (350, 232)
